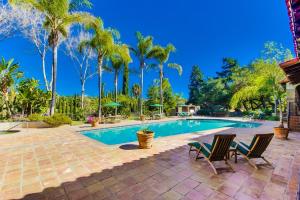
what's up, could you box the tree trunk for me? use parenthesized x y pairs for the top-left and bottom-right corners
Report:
(97, 54), (103, 119)
(159, 66), (163, 114)
(41, 52), (50, 91)
(4, 92), (11, 118)
(50, 43), (58, 116)
(114, 70), (118, 116)
(139, 62), (144, 116)
(274, 98), (278, 116)
(80, 81), (85, 109)
(278, 99), (284, 127)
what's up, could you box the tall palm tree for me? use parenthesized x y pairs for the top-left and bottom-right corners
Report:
(106, 44), (131, 115)
(0, 58), (23, 117)
(79, 18), (116, 119)
(129, 32), (156, 116)
(9, 0), (94, 115)
(148, 44), (182, 110)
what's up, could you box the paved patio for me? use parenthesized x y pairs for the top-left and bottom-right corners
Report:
(0, 119), (299, 200)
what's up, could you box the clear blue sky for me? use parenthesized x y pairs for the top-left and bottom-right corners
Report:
(0, 0), (294, 98)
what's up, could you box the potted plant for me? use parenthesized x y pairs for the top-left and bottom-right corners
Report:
(137, 128), (154, 149)
(273, 95), (289, 139)
(140, 115), (145, 121)
(91, 117), (99, 127)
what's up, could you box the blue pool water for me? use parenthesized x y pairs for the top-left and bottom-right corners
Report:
(81, 119), (261, 145)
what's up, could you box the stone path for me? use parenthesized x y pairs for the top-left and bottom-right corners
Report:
(0, 119), (299, 200)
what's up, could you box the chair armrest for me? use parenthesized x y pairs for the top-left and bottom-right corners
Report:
(199, 141), (211, 154)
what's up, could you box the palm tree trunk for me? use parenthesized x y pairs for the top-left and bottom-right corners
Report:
(97, 54), (103, 119)
(80, 80), (85, 109)
(140, 63), (144, 116)
(159, 66), (163, 114)
(4, 92), (11, 118)
(41, 50), (50, 91)
(50, 44), (58, 116)
(114, 70), (118, 116)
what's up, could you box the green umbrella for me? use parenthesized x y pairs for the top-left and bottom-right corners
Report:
(103, 102), (121, 107)
(177, 104), (186, 107)
(150, 104), (163, 107)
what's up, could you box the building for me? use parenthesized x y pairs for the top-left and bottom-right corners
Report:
(280, 0), (300, 131)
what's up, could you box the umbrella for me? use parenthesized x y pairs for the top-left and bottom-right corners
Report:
(103, 102), (121, 107)
(150, 104), (163, 114)
(150, 104), (163, 107)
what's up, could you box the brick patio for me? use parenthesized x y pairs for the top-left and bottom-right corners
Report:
(0, 119), (299, 200)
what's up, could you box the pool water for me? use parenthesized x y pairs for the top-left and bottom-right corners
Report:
(81, 119), (261, 145)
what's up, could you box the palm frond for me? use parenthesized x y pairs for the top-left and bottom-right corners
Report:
(168, 63), (182, 76)
(69, 0), (93, 11)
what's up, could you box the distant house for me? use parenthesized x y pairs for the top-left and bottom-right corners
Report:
(176, 104), (200, 116)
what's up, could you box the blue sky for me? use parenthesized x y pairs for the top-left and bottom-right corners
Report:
(0, 0), (294, 98)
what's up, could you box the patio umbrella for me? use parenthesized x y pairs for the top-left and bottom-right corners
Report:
(103, 102), (121, 107)
(150, 104), (163, 114)
(150, 104), (163, 107)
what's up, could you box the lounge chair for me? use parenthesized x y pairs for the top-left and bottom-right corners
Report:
(188, 134), (236, 174)
(231, 133), (274, 169)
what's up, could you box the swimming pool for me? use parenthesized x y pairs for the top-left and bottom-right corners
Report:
(80, 119), (260, 145)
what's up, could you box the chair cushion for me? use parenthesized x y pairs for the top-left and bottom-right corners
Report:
(188, 142), (201, 149)
(200, 143), (212, 158)
(232, 141), (249, 155)
(188, 142), (211, 158)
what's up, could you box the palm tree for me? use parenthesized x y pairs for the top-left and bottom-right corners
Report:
(148, 44), (182, 111)
(9, 0), (94, 115)
(0, 58), (23, 117)
(130, 32), (156, 116)
(79, 18), (116, 119)
(106, 44), (131, 115)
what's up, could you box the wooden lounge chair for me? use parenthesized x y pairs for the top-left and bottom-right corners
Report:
(232, 133), (274, 169)
(188, 134), (236, 174)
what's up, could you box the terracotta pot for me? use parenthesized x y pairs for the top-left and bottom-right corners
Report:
(274, 127), (289, 139)
(137, 131), (154, 149)
(140, 115), (145, 121)
(91, 118), (99, 127)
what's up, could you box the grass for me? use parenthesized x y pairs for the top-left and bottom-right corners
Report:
(71, 121), (85, 126)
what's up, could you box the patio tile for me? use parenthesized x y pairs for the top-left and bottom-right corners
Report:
(0, 120), (298, 199)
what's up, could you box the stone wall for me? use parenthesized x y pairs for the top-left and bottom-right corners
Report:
(289, 116), (300, 131)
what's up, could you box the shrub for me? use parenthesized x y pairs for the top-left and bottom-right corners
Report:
(28, 114), (44, 121)
(43, 113), (72, 127)
(264, 115), (280, 121)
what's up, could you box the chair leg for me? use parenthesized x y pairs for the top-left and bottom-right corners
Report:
(188, 146), (192, 155)
(262, 157), (274, 168)
(225, 160), (235, 172)
(206, 159), (218, 175)
(195, 149), (203, 160)
(245, 156), (258, 169)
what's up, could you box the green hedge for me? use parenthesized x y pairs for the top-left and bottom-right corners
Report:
(43, 114), (72, 127)
(28, 114), (44, 121)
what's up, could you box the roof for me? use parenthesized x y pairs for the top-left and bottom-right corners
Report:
(279, 58), (300, 84)
(280, 1), (300, 84)
(285, 0), (300, 57)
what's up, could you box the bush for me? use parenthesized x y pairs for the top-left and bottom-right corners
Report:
(28, 114), (44, 121)
(264, 115), (280, 121)
(43, 113), (72, 127)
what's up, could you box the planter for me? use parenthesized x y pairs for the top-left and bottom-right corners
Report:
(91, 118), (99, 127)
(274, 127), (289, 139)
(137, 130), (155, 149)
(140, 115), (145, 121)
